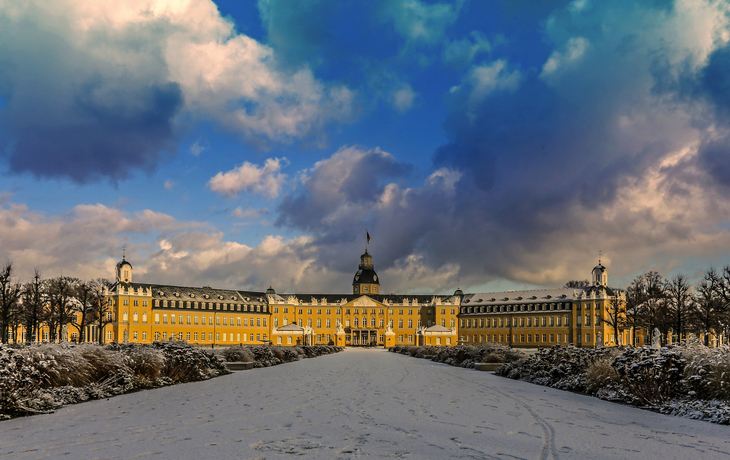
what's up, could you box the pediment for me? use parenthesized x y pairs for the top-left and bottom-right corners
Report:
(347, 296), (380, 307)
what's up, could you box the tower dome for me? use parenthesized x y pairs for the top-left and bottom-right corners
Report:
(116, 256), (133, 283)
(592, 261), (607, 287)
(353, 249), (380, 295)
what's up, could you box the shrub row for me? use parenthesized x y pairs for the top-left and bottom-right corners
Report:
(0, 341), (229, 420)
(389, 343), (526, 368)
(495, 341), (730, 424)
(216, 345), (343, 367)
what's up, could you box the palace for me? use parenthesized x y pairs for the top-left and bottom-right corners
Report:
(102, 249), (639, 348)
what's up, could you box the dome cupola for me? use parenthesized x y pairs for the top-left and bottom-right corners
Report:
(353, 249), (380, 295)
(592, 259), (608, 287)
(116, 255), (133, 284)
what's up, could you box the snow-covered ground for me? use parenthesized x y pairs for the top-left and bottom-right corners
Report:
(1, 348), (728, 460)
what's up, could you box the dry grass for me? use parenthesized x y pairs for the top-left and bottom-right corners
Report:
(586, 358), (620, 393)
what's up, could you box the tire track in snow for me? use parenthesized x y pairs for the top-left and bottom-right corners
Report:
(430, 362), (560, 460)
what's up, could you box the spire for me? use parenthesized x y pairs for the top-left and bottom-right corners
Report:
(122, 244), (127, 260)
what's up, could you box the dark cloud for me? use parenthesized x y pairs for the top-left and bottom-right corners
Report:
(277, 147), (412, 235)
(274, 0), (730, 292)
(4, 81), (182, 183)
(0, 3), (182, 183)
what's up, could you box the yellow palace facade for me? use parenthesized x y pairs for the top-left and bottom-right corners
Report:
(105, 249), (635, 348)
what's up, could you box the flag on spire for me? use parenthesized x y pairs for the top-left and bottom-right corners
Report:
(366, 230), (370, 245)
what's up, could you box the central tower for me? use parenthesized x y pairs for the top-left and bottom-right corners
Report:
(353, 250), (380, 295)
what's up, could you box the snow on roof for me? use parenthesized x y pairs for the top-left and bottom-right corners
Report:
(462, 287), (581, 305)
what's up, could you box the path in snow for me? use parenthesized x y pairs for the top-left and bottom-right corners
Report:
(1, 348), (729, 460)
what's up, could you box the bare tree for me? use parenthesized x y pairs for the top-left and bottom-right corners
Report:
(641, 272), (671, 344)
(88, 278), (113, 344)
(603, 289), (625, 346)
(564, 280), (590, 288)
(625, 276), (645, 346)
(71, 280), (96, 343)
(21, 269), (47, 343)
(46, 276), (79, 342)
(693, 268), (726, 345)
(665, 273), (694, 344)
(0, 261), (22, 343)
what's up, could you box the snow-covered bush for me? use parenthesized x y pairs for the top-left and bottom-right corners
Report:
(1, 342), (230, 419)
(390, 344), (527, 369)
(217, 345), (343, 367)
(611, 346), (686, 404)
(0, 344), (49, 419)
(680, 341), (730, 401)
(221, 346), (254, 363)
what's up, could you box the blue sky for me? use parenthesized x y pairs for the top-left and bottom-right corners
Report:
(2, 0), (730, 294)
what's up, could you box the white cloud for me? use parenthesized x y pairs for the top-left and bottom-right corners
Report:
(450, 60), (521, 109)
(390, 84), (416, 112)
(540, 37), (590, 78)
(189, 138), (206, 156)
(0, 0), (356, 159)
(442, 31), (491, 67)
(208, 157), (288, 198)
(381, 0), (463, 45)
(164, 179), (176, 191)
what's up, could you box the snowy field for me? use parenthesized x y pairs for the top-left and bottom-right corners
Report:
(1, 348), (729, 460)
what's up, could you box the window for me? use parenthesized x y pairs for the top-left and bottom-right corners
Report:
(178, 314), (183, 324)
(186, 332), (191, 341)
(133, 312), (138, 323)
(133, 331), (138, 340)
(216, 316), (221, 325)
(222, 333), (227, 341)
(277, 337), (282, 344)
(528, 334), (532, 342)
(250, 333), (254, 342)
(223, 317), (227, 326)
(237, 333), (241, 342)
(133, 300), (138, 307)
(317, 318), (321, 327)
(257, 318), (261, 327)
(194, 332), (198, 341)
(237, 317), (241, 326)
(274, 318), (278, 327)
(398, 334), (403, 342)
(586, 333), (591, 343)
(142, 331), (147, 341)
(163, 332), (168, 340)
(354, 318), (359, 327)
(143, 301), (147, 307)
(398, 319), (403, 328)
(520, 334), (525, 343)
(326, 318), (331, 328)
(187, 315), (191, 325)
(123, 299), (129, 306)
(209, 333), (213, 341)
(169, 314), (174, 324)
(122, 311), (128, 321)
(408, 319), (412, 328)
(408, 335), (413, 343)
(541, 317), (547, 327)
(550, 317), (555, 327)
(216, 333), (220, 341)
(543, 334), (547, 342)
(363, 286), (368, 293)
